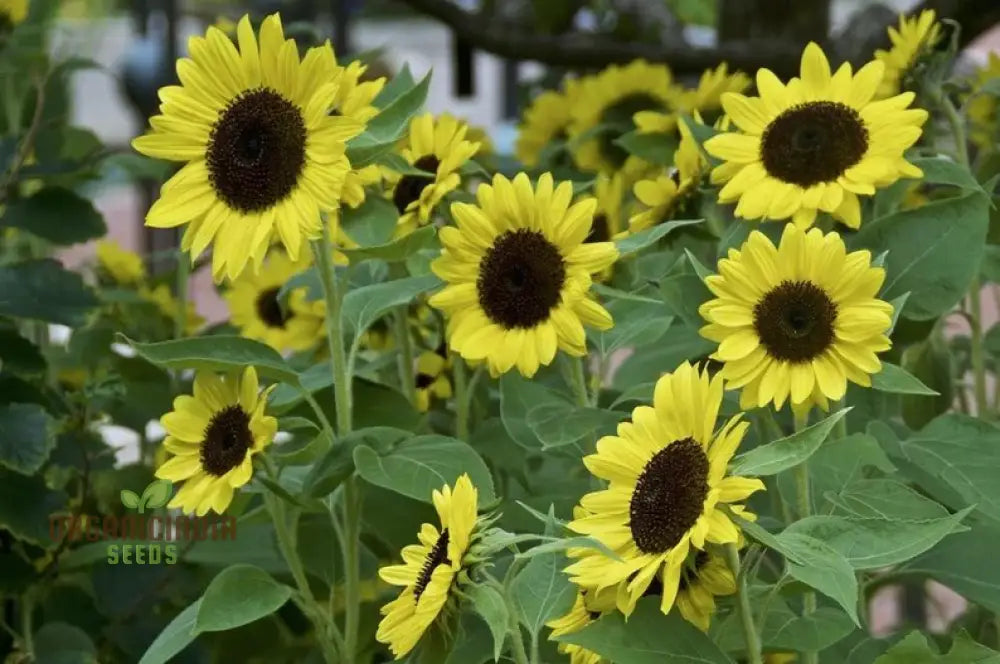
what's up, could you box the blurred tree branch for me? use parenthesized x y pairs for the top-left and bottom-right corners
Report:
(394, 0), (1000, 77)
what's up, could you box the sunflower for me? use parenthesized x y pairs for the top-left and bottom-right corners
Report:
(155, 366), (277, 515)
(873, 10), (941, 99)
(360, 317), (394, 351)
(0, 0), (27, 29)
(140, 284), (205, 335)
(564, 361), (763, 617)
(516, 79), (580, 168)
(628, 117), (706, 233)
(546, 585), (617, 664)
(132, 14), (364, 281)
(585, 173), (626, 281)
(414, 348), (452, 413)
(699, 224), (893, 413)
(429, 172), (617, 378)
(635, 63), (750, 134)
(969, 52), (1000, 149)
(376, 474), (479, 659)
(96, 240), (147, 285)
(570, 61), (677, 173)
(704, 42), (928, 230)
(670, 548), (736, 630)
(333, 60), (386, 208)
(225, 250), (325, 352)
(386, 112), (481, 237)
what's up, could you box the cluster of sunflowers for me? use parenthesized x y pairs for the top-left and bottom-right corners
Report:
(45, 5), (997, 664)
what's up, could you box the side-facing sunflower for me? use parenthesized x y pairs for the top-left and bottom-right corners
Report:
(225, 250), (325, 352)
(386, 112), (481, 237)
(414, 348), (453, 413)
(376, 474), (479, 659)
(628, 117), (706, 233)
(132, 14), (364, 281)
(546, 584), (617, 664)
(705, 42), (927, 230)
(670, 548), (736, 630)
(333, 59), (387, 208)
(516, 79), (580, 169)
(874, 10), (941, 99)
(585, 173), (626, 281)
(564, 361), (764, 617)
(570, 60), (677, 174)
(0, 0), (27, 29)
(635, 63), (750, 134)
(96, 239), (147, 285)
(429, 172), (617, 378)
(155, 366), (277, 515)
(699, 224), (893, 413)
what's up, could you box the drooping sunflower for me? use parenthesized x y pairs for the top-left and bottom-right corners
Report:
(0, 0), (27, 29)
(564, 361), (764, 617)
(635, 63), (750, 134)
(704, 42), (928, 230)
(628, 117), (706, 233)
(699, 224), (893, 413)
(414, 348), (453, 413)
(516, 79), (580, 168)
(429, 172), (618, 378)
(570, 60), (677, 174)
(376, 474), (479, 659)
(670, 548), (736, 631)
(386, 112), (481, 237)
(132, 14), (364, 281)
(96, 239), (147, 285)
(873, 10), (941, 99)
(155, 366), (277, 515)
(546, 585), (617, 664)
(224, 250), (325, 352)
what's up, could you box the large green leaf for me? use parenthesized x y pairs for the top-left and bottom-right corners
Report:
(612, 324), (715, 387)
(125, 335), (300, 386)
(346, 72), (431, 166)
(339, 195), (399, 247)
(467, 584), (509, 662)
(777, 531), (859, 625)
(714, 602), (854, 652)
(614, 219), (703, 256)
(873, 630), (1000, 663)
(902, 521), (1000, 614)
(852, 191), (989, 320)
(499, 372), (574, 450)
(730, 408), (849, 476)
(341, 225), (436, 263)
(825, 479), (952, 520)
(526, 403), (621, 450)
(510, 551), (576, 639)
(615, 130), (678, 165)
(1, 187), (106, 245)
(353, 434), (496, 506)
(194, 565), (292, 633)
(0, 326), (45, 375)
(33, 621), (98, 663)
(871, 362), (939, 395)
(593, 298), (674, 355)
(0, 402), (57, 475)
(341, 274), (441, 345)
(137, 599), (202, 664)
(558, 597), (734, 664)
(0, 259), (98, 326)
(0, 469), (68, 547)
(910, 156), (988, 193)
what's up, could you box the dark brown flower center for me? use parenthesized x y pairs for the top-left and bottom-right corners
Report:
(586, 214), (611, 243)
(414, 528), (451, 602)
(629, 437), (710, 554)
(477, 229), (566, 329)
(255, 287), (288, 328)
(415, 373), (435, 389)
(393, 155), (440, 214)
(206, 87), (308, 213)
(753, 280), (838, 362)
(760, 101), (868, 187)
(201, 405), (254, 476)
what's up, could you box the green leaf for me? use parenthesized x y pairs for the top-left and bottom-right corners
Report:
(341, 225), (437, 263)
(119, 490), (140, 510)
(125, 335), (300, 386)
(526, 403), (622, 449)
(273, 430), (331, 466)
(516, 535), (619, 561)
(612, 324), (715, 387)
(341, 274), (442, 345)
(1, 187), (106, 245)
(730, 408), (849, 476)
(0, 326), (45, 375)
(852, 190), (989, 320)
(195, 565), (293, 633)
(591, 283), (663, 305)
(340, 195), (399, 247)
(714, 602), (854, 652)
(658, 273), (711, 328)
(140, 479), (173, 511)
(614, 219), (703, 256)
(353, 434), (496, 506)
(558, 597), (734, 663)
(0, 469), (68, 547)
(0, 259), (98, 326)
(911, 156), (989, 193)
(499, 372), (573, 450)
(510, 552), (576, 638)
(614, 130), (678, 165)
(777, 531), (859, 625)
(826, 479), (953, 520)
(902, 521), (1000, 614)
(871, 362), (939, 395)
(34, 622), (97, 663)
(873, 630), (1000, 663)
(347, 72), (431, 166)
(138, 599), (202, 664)
(684, 248), (714, 281)
(373, 64), (416, 108)
(467, 584), (509, 662)
(0, 402), (57, 475)
(887, 292), (910, 334)
(593, 298), (674, 355)
(610, 382), (656, 408)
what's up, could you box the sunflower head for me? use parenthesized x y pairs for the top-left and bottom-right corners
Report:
(0, 0), (27, 30)
(139, 284), (205, 336)
(334, 59), (387, 209)
(429, 172), (617, 378)
(414, 348), (453, 413)
(546, 586), (617, 664)
(873, 10), (941, 99)
(671, 547), (736, 630)
(628, 117), (706, 233)
(705, 42), (928, 230)
(676, 63), (752, 119)
(155, 366), (276, 515)
(96, 240), (147, 285)
(700, 224), (893, 413)
(376, 474), (481, 659)
(565, 361), (763, 617)
(225, 250), (325, 353)
(516, 79), (580, 168)
(133, 14), (365, 282)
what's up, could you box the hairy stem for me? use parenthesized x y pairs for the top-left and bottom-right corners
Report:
(453, 354), (470, 440)
(724, 542), (763, 664)
(793, 411), (818, 664)
(393, 306), (417, 405)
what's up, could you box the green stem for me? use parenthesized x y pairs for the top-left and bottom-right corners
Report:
(301, 390), (335, 441)
(393, 306), (417, 405)
(340, 477), (362, 660)
(724, 543), (763, 664)
(507, 618), (530, 664)
(174, 249), (190, 341)
(793, 411), (818, 664)
(453, 353), (470, 440)
(20, 589), (34, 660)
(833, 399), (848, 440)
(569, 356), (589, 408)
(310, 226), (352, 436)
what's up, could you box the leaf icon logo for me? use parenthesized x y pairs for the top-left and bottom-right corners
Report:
(120, 480), (174, 513)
